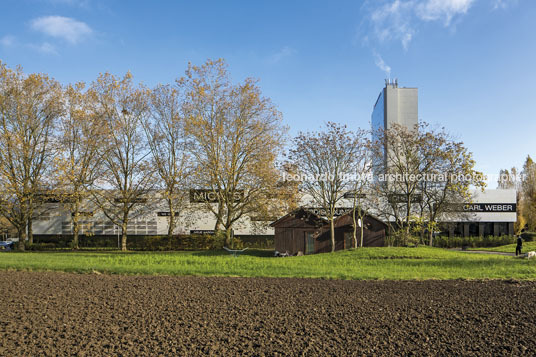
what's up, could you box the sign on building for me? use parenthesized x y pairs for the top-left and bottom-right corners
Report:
(189, 189), (244, 203)
(446, 203), (517, 213)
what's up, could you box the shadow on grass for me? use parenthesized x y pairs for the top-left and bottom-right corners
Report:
(388, 256), (532, 268)
(191, 249), (274, 258)
(7, 248), (276, 258)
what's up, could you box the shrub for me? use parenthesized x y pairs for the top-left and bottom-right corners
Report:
(25, 243), (57, 251)
(432, 235), (516, 248)
(521, 231), (536, 242)
(236, 235), (274, 249)
(385, 231), (420, 247)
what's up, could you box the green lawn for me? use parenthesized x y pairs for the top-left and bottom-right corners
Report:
(468, 241), (536, 253)
(1, 247), (535, 280)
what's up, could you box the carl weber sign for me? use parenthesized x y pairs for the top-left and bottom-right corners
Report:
(447, 203), (516, 213)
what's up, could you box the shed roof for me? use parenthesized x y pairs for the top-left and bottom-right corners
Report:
(269, 207), (328, 228)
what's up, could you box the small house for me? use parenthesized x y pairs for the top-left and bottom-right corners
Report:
(270, 207), (387, 255)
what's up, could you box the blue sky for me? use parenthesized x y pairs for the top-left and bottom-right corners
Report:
(0, 0), (534, 186)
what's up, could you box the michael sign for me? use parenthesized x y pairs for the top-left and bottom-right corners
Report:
(189, 189), (244, 203)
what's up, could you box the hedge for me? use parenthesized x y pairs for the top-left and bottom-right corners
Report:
(30, 233), (273, 251)
(432, 235), (517, 248)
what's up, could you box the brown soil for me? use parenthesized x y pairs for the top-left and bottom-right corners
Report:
(0, 272), (535, 356)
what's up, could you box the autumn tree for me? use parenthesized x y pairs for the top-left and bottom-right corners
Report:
(290, 122), (361, 252)
(54, 82), (106, 249)
(183, 59), (286, 246)
(370, 123), (485, 246)
(416, 126), (485, 246)
(369, 123), (427, 244)
(520, 156), (536, 231)
(143, 83), (191, 238)
(498, 160), (536, 234)
(247, 162), (302, 234)
(90, 72), (154, 251)
(498, 168), (518, 189)
(497, 167), (524, 233)
(348, 129), (372, 248)
(0, 62), (62, 250)
(272, 162), (302, 215)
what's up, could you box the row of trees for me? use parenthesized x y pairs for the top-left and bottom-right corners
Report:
(290, 122), (485, 250)
(0, 58), (484, 252)
(0, 59), (290, 251)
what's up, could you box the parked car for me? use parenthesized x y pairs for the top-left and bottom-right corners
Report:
(0, 241), (14, 251)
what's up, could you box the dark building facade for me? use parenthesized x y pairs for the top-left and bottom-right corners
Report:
(270, 208), (387, 255)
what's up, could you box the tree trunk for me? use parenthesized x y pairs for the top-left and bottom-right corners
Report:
(420, 227), (425, 246)
(17, 227), (26, 251)
(225, 228), (233, 248)
(428, 214), (435, 247)
(121, 231), (127, 251)
(360, 220), (364, 248)
(167, 198), (175, 239)
(330, 219), (335, 253)
(214, 203), (223, 232)
(72, 199), (80, 250)
(405, 201), (411, 246)
(352, 209), (358, 249)
(121, 222), (128, 251)
(214, 217), (223, 241)
(72, 219), (80, 250)
(27, 218), (33, 245)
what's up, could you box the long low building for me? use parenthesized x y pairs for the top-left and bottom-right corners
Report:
(11, 188), (517, 241)
(30, 192), (275, 238)
(299, 189), (517, 238)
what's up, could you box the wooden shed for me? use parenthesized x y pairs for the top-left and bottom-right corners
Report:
(270, 208), (387, 255)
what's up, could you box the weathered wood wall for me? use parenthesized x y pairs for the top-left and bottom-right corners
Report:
(273, 211), (386, 255)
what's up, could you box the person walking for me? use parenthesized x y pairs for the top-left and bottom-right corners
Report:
(516, 235), (523, 256)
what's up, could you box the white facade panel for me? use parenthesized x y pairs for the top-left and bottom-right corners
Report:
(31, 197), (274, 236)
(440, 189), (517, 223)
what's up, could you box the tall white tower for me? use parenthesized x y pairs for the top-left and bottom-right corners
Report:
(371, 79), (418, 133)
(371, 79), (419, 176)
